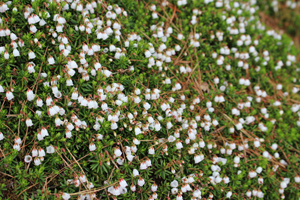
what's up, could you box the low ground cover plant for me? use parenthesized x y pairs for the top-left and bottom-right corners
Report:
(258, 0), (300, 45)
(0, 0), (299, 199)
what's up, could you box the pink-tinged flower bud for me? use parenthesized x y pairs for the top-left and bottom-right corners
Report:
(34, 157), (41, 166)
(89, 143), (96, 151)
(13, 143), (20, 151)
(138, 177), (145, 187)
(6, 90), (14, 101)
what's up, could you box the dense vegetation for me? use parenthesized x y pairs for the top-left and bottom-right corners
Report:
(258, 0), (300, 45)
(0, 0), (299, 199)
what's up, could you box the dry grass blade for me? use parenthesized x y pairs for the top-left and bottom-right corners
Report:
(69, 182), (118, 196)
(221, 113), (253, 139)
(64, 145), (93, 196)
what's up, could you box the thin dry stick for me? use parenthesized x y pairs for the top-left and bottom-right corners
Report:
(0, 99), (6, 113)
(68, 182), (118, 196)
(65, 145), (89, 180)
(6, 114), (19, 117)
(213, 126), (226, 146)
(16, 183), (39, 198)
(0, 145), (6, 158)
(109, 155), (119, 169)
(240, 132), (247, 163)
(64, 145), (93, 200)
(56, 149), (91, 193)
(44, 153), (91, 190)
(21, 126), (28, 154)
(33, 46), (49, 94)
(61, 149), (74, 165)
(3, 123), (17, 137)
(285, 141), (300, 153)
(0, 171), (15, 178)
(221, 113), (253, 139)
(278, 146), (291, 165)
(107, 166), (115, 182)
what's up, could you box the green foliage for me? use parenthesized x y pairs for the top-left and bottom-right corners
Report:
(0, 0), (299, 199)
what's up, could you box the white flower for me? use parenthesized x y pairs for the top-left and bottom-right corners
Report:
(66, 122), (74, 131)
(24, 155), (32, 163)
(280, 181), (287, 189)
(37, 132), (44, 141)
(134, 126), (142, 135)
(111, 121), (118, 130)
(0, 3), (9, 13)
(249, 170), (257, 178)
(14, 136), (21, 144)
(0, 132), (4, 140)
(140, 161), (147, 170)
(27, 89), (35, 101)
(246, 190), (252, 198)
(138, 177), (145, 186)
(34, 157), (41, 165)
(226, 191), (232, 198)
(6, 91), (14, 101)
(223, 176), (230, 184)
(256, 166), (263, 174)
(13, 49), (20, 57)
(254, 138), (260, 147)
(235, 122), (243, 130)
(119, 178), (128, 189)
(57, 16), (66, 24)
(36, 98), (43, 107)
(130, 184), (136, 192)
(151, 183), (157, 192)
(41, 127), (49, 137)
(133, 138), (140, 145)
(13, 143), (20, 151)
(143, 102), (151, 110)
(26, 118), (33, 127)
(257, 190), (264, 198)
(62, 193), (71, 200)
(39, 148), (45, 157)
(97, 134), (103, 140)
(46, 96), (53, 106)
(176, 141), (183, 149)
(133, 169), (139, 177)
(175, 82), (181, 90)
(32, 148), (38, 157)
(66, 130), (72, 138)
(194, 155), (202, 163)
(171, 188), (178, 194)
(145, 158), (152, 167)
(79, 174), (87, 183)
(114, 148), (122, 157)
(295, 175), (300, 183)
(54, 91), (62, 98)
(28, 63), (35, 73)
(4, 51), (9, 59)
(148, 147), (155, 154)
(46, 145), (55, 154)
(234, 156), (240, 164)
(271, 143), (278, 150)
(66, 78), (73, 86)
(48, 56), (55, 65)
(145, 50), (151, 58)
(170, 180), (178, 188)
(28, 51), (36, 59)
(89, 143), (96, 151)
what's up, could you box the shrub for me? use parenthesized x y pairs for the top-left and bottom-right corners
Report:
(0, 0), (299, 199)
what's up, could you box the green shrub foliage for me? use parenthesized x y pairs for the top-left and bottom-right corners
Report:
(0, 0), (299, 199)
